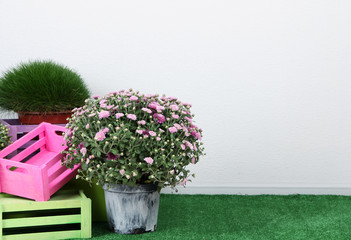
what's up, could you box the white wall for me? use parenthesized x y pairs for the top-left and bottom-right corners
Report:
(1, 0), (351, 194)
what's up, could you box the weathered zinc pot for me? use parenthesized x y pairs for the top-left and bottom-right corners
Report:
(103, 183), (160, 234)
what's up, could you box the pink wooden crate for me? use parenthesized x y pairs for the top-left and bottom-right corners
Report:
(0, 122), (79, 202)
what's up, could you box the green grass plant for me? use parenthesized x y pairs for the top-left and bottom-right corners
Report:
(86, 194), (351, 240)
(0, 60), (90, 113)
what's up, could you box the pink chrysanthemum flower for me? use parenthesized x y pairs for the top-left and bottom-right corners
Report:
(156, 106), (165, 113)
(180, 178), (188, 186)
(138, 120), (146, 125)
(184, 116), (192, 123)
(80, 147), (87, 156)
(185, 140), (194, 150)
(95, 130), (106, 141)
(149, 103), (159, 110)
(144, 157), (154, 164)
(142, 108), (152, 114)
(153, 113), (165, 123)
(129, 96), (138, 101)
(169, 127), (177, 133)
(170, 104), (179, 111)
(127, 114), (137, 120)
(116, 113), (124, 119)
(99, 110), (110, 119)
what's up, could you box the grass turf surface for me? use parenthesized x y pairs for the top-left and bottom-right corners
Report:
(83, 194), (351, 240)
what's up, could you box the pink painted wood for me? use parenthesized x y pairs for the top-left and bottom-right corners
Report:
(0, 122), (79, 201)
(0, 119), (65, 148)
(0, 119), (66, 160)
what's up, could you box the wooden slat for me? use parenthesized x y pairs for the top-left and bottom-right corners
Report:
(39, 132), (45, 152)
(81, 197), (92, 238)
(48, 165), (67, 182)
(79, 190), (87, 199)
(49, 167), (79, 196)
(0, 125), (44, 158)
(3, 214), (81, 228)
(9, 138), (46, 162)
(2, 200), (82, 212)
(0, 204), (3, 239)
(3, 230), (81, 240)
(45, 154), (63, 169)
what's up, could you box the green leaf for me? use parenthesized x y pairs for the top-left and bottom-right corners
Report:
(111, 148), (118, 155)
(81, 163), (88, 171)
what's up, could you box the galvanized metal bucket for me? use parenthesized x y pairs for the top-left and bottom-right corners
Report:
(103, 183), (160, 234)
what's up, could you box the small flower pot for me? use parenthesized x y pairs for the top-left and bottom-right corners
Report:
(103, 183), (160, 234)
(18, 111), (72, 125)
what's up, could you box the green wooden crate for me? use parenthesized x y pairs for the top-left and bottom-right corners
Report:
(0, 189), (91, 240)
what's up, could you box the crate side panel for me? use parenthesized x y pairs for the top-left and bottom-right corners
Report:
(3, 214), (81, 228)
(2, 200), (82, 212)
(81, 198), (92, 238)
(0, 161), (37, 200)
(43, 124), (66, 153)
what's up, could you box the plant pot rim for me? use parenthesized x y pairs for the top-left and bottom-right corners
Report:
(103, 183), (158, 194)
(17, 111), (72, 125)
(17, 110), (72, 115)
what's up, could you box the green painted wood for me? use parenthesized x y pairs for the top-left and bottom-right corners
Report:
(0, 189), (83, 203)
(66, 179), (107, 222)
(0, 190), (91, 239)
(2, 200), (82, 212)
(3, 230), (81, 240)
(3, 214), (81, 228)
(0, 204), (2, 239)
(79, 189), (87, 199)
(81, 195), (92, 238)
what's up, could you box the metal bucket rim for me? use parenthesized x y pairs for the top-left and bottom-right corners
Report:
(103, 183), (158, 194)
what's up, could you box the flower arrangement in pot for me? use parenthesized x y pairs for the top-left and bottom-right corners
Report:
(0, 123), (11, 150)
(63, 89), (204, 234)
(0, 60), (90, 124)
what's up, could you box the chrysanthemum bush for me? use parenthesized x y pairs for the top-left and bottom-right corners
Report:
(0, 123), (11, 150)
(63, 89), (204, 189)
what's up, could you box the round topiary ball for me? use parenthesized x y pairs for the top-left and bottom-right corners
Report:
(0, 60), (91, 113)
(0, 123), (11, 150)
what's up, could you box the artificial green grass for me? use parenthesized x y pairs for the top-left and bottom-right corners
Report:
(83, 194), (351, 240)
